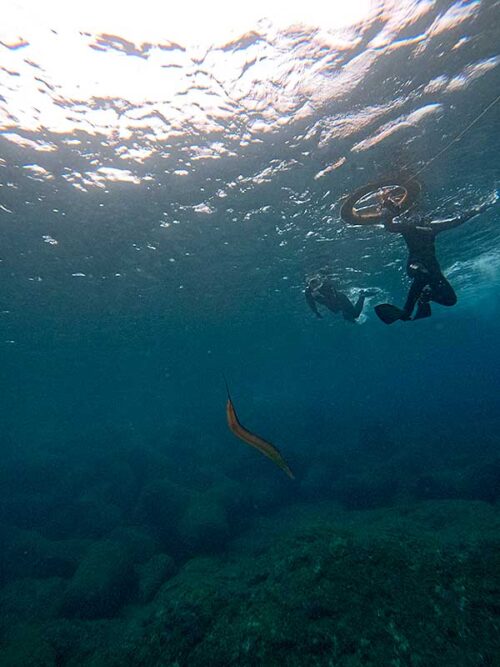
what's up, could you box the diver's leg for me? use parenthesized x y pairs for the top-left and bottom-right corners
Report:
(351, 293), (366, 319)
(402, 259), (434, 319)
(402, 277), (427, 318)
(375, 263), (427, 324)
(428, 274), (457, 306)
(323, 295), (341, 315)
(413, 286), (432, 319)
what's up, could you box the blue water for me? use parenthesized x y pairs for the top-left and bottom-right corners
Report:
(1, 1), (499, 664)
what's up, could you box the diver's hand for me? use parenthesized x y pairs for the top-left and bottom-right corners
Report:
(472, 194), (498, 217)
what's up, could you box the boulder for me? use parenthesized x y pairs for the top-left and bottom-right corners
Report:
(4, 530), (88, 580)
(0, 577), (65, 628)
(0, 623), (57, 667)
(60, 539), (135, 619)
(136, 553), (175, 603)
(108, 526), (158, 564)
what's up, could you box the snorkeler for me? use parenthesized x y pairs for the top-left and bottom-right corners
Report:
(375, 196), (497, 324)
(305, 273), (372, 323)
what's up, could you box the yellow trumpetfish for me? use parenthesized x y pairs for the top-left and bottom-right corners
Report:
(224, 378), (295, 480)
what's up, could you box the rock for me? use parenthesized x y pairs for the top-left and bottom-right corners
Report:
(4, 530), (88, 580)
(60, 540), (135, 619)
(0, 623), (57, 667)
(85, 500), (500, 667)
(35, 617), (118, 667)
(0, 577), (65, 630)
(108, 526), (158, 564)
(136, 553), (175, 603)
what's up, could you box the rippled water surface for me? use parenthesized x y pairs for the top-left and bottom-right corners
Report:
(0, 2), (500, 663)
(2, 0), (499, 321)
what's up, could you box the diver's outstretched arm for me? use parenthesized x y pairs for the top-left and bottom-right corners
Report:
(429, 214), (472, 232)
(379, 203), (411, 233)
(430, 199), (497, 233)
(383, 217), (411, 233)
(305, 288), (322, 318)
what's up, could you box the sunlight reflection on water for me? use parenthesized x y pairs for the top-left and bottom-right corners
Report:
(0, 0), (498, 317)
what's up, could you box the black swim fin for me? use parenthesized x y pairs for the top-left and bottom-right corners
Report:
(414, 300), (432, 320)
(375, 303), (408, 325)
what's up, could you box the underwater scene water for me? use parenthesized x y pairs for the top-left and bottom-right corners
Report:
(1, 0), (500, 664)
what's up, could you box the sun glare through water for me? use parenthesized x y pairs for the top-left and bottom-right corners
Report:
(1, 0), (376, 138)
(1, 0), (497, 250)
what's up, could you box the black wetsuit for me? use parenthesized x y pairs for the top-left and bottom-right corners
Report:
(305, 279), (366, 322)
(381, 200), (493, 319)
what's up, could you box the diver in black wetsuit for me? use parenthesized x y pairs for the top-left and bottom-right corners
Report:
(375, 197), (497, 324)
(305, 274), (372, 323)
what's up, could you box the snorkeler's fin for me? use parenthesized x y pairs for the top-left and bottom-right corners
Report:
(374, 303), (408, 325)
(413, 300), (432, 320)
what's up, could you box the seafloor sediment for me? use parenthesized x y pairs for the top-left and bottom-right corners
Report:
(1, 498), (499, 666)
